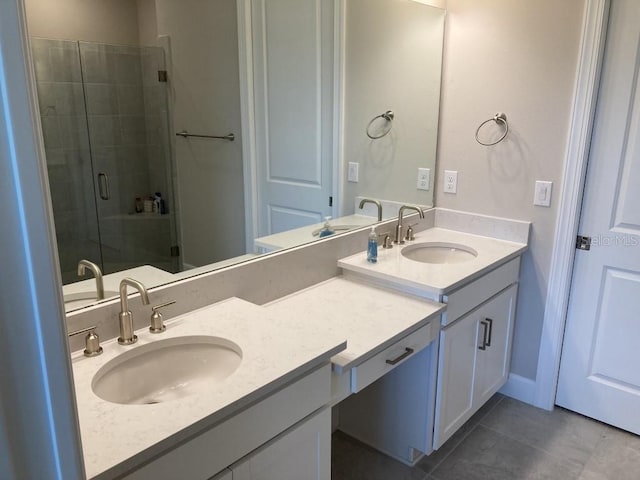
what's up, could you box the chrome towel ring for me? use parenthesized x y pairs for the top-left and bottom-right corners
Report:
(475, 112), (509, 146)
(366, 110), (394, 139)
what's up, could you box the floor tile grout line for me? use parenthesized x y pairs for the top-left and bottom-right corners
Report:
(427, 395), (506, 474)
(477, 423), (587, 471)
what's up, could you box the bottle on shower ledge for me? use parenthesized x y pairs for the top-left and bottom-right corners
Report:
(154, 192), (167, 215)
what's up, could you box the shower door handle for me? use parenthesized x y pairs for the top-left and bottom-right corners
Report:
(98, 173), (110, 200)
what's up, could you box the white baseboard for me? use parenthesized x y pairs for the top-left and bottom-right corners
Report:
(499, 373), (538, 407)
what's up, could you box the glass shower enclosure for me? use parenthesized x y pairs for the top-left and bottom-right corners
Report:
(31, 38), (179, 284)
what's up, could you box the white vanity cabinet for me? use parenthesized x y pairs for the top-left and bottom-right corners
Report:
(121, 365), (333, 480)
(230, 408), (331, 480)
(433, 282), (518, 449)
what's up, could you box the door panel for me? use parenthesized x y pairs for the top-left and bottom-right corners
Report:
(251, 0), (334, 237)
(556, 0), (640, 433)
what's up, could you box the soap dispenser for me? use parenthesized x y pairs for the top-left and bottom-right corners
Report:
(318, 216), (335, 238)
(367, 226), (378, 263)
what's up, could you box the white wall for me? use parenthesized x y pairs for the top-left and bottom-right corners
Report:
(343, 0), (445, 211)
(155, 0), (245, 267)
(24, 0), (141, 45)
(436, 0), (586, 379)
(136, 0), (159, 46)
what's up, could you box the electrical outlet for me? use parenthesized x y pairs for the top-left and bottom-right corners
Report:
(348, 162), (359, 183)
(417, 168), (430, 190)
(444, 170), (458, 194)
(533, 180), (553, 207)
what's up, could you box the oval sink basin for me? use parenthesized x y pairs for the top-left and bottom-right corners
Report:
(401, 242), (478, 264)
(92, 335), (242, 405)
(64, 290), (119, 310)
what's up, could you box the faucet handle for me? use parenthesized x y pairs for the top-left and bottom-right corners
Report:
(405, 223), (418, 241)
(149, 301), (176, 333)
(68, 326), (103, 357)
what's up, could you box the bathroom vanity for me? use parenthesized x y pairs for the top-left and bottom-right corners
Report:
(67, 209), (529, 479)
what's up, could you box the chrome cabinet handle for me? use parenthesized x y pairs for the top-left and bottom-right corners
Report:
(98, 173), (110, 200)
(386, 347), (415, 366)
(479, 320), (490, 350)
(485, 317), (494, 347)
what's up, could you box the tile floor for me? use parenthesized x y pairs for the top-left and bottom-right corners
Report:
(332, 394), (640, 480)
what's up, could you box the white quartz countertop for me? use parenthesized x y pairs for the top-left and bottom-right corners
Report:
(73, 297), (346, 479)
(264, 276), (444, 373)
(338, 228), (527, 296)
(254, 214), (377, 252)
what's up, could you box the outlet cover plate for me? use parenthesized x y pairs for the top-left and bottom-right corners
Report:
(417, 168), (430, 190)
(444, 170), (458, 194)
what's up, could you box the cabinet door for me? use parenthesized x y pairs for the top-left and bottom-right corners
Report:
(433, 311), (479, 449)
(474, 284), (517, 406)
(231, 408), (331, 480)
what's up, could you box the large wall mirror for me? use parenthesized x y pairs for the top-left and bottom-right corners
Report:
(24, 0), (445, 312)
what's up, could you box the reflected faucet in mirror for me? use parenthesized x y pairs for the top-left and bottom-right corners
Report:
(118, 278), (150, 346)
(77, 260), (104, 301)
(394, 206), (425, 245)
(359, 198), (383, 221)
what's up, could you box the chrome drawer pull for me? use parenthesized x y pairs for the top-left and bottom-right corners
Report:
(386, 347), (415, 366)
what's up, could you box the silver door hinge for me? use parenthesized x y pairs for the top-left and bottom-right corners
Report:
(576, 235), (591, 251)
(170, 245), (180, 257)
(158, 70), (168, 82)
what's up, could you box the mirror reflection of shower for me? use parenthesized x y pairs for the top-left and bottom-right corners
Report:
(31, 38), (179, 283)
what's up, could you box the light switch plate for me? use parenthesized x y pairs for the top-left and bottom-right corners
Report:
(444, 170), (458, 194)
(348, 162), (359, 183)
(417, 168), (430, 190)
(534, 180), (553, 207)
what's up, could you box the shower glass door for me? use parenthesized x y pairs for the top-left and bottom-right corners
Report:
(32, 38), (179, 284)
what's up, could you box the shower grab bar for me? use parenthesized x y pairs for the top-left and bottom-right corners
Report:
(176, 130), (235, 141)
(98, 173), (110, 200)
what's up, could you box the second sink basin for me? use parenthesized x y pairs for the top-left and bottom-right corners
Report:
(401, 242), (478, 264)
(92, 335), (242, 405)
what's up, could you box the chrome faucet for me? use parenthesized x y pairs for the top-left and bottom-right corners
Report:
(394, 205), (425, 244)
(77, 259), (104, 300)
(358, 198), (383, 221)
(117, 278), (150, 345)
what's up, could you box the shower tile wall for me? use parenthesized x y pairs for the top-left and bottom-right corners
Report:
(31, 38), (101, 283)
(32, 38), (177, 284)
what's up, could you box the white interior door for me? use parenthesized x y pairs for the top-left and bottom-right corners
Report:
(556, 0), (640, 434)
(250, 0), (335, 236)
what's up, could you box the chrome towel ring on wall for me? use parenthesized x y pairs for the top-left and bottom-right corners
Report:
(475, 112), (509, 146)
(366, 110), (395, 139)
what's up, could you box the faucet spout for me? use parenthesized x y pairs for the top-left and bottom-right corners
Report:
(394, 205), (425, 244)
(117, 278), (150, 345)
(77, 259), (104, 300)
(358, 198), (383, 221)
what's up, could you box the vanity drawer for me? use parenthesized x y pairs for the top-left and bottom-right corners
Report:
(350, 319), (438, 393)
(442, 257), (520, 326)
